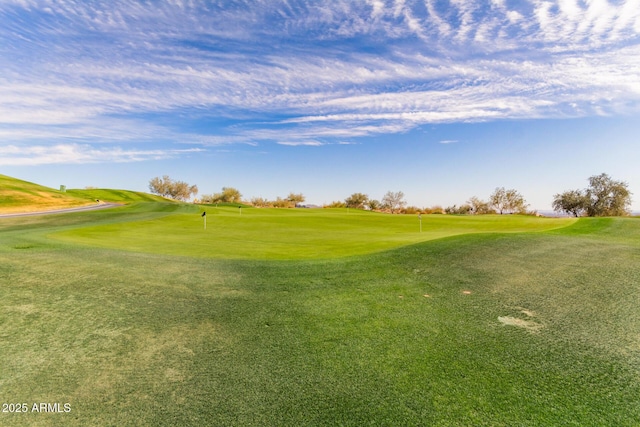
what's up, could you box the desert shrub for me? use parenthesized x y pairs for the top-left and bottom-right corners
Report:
(324, 201), (346, 208)
(402, 206), (422, 215)
(445, 204), (472, 215)
(423, 205), (444, 214)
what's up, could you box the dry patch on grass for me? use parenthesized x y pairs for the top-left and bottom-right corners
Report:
(6, 304), (39, 315)
(498, 316), (544, 332)
(74, 320), (227, 402)
(0, 190), (92, 214)
(518, 308), (536, 317)
(498, 308), (544, 333)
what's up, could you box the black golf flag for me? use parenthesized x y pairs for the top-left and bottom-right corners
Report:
(201, 211), (206, 217)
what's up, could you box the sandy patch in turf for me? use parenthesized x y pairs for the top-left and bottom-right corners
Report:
(498, 316), (544, 333)
(518, 308), (536, 317)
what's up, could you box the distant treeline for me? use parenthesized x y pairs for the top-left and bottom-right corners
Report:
(149, 173), (632, 217)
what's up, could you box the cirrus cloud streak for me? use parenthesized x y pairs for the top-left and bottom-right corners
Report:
(0, 144), (204, 166)
(0, 0), (639, 163)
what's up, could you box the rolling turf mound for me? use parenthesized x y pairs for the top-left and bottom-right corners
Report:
(0, 174), (95, 214)
(66, 188), (171, 203)
(51, 204), (576, 260)
(0, 174), (171, 214)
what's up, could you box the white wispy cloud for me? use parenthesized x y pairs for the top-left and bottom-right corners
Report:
(0, 0), (639, 160)
(0, 144), (204, 166)
(277, 141), (325, 147)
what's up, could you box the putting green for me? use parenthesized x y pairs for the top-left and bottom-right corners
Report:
(51, 205), (576, 259)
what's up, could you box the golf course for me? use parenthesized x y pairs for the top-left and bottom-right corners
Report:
(1, 175), (639, 426)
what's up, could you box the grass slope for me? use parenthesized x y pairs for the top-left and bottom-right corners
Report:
(52, 206), (575, 259)
(0, 174), (168, 214)
(1, 204), (639, 426)
(66, 188), (170, 203)
(0, 174), (94, 213)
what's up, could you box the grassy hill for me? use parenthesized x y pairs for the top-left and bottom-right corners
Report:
(66, 188), (170, 203)
(0, 174), (95, 213)
(0, 174), (169, 213)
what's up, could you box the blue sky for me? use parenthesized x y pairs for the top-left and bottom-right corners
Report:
(1, 0), (639, 210)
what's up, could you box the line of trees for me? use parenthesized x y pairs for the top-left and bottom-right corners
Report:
(340, 189), (526, 215)
(200, 187), (242, 204)
(443, 188), (529, 215)
(149, 172), (632, 217)
(148, 177), (307, 208)
(337, 191), (406, 213)
(200, 188), (305, 208)
(250, 193), (305, 208)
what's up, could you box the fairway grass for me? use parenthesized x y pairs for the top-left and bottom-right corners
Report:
(1, 205), (639, 426)
(51, 205), (575, 260)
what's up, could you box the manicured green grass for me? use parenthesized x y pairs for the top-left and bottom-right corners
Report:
(51, 206), (574, 259)
(1, 203), (639, 426)
(66, 188), (171, 203)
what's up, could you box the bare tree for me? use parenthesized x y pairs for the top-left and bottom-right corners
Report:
(381, 191), (406, 214)
(149, 175), (198, 201)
